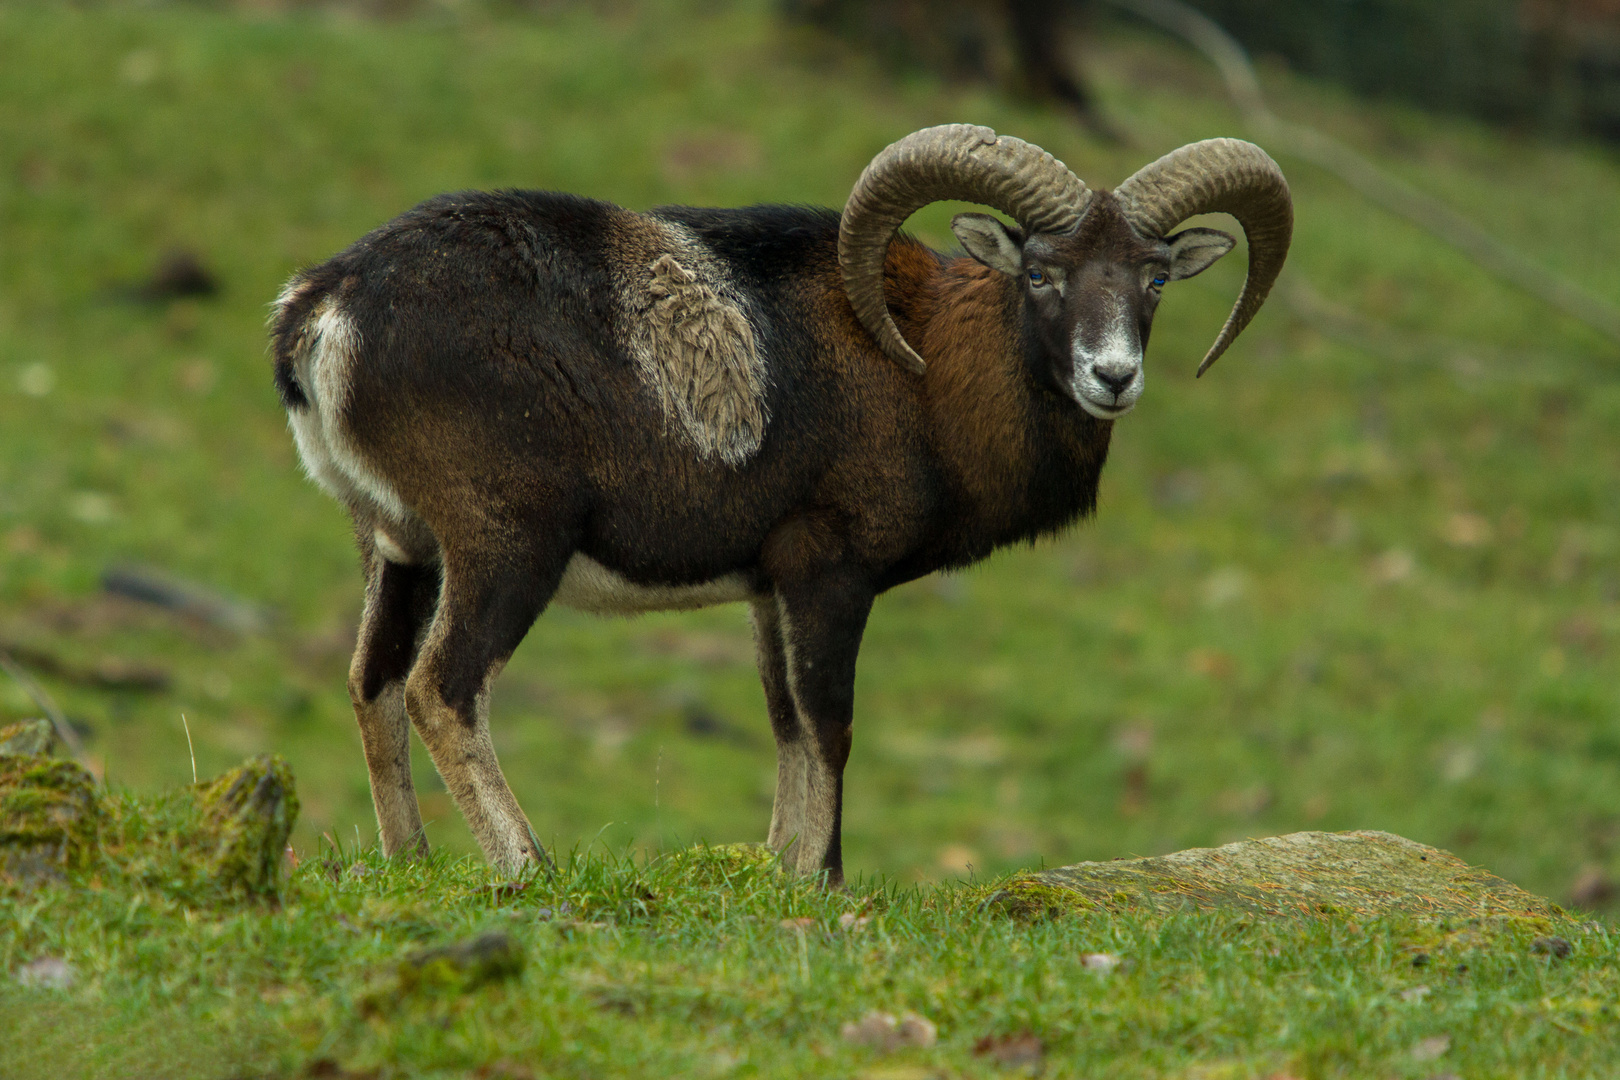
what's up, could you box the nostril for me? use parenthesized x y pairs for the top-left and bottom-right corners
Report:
(1093, 365), (1135, 394)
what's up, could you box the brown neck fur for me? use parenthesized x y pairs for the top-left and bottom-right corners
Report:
(882, 240), (1113, 546)
(916, 258), (1035, 513)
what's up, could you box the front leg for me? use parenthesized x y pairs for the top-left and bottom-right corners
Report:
(774, 570), (874, 886)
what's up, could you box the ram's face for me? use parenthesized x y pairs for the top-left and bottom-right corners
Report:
(953, 193), (1236, 420)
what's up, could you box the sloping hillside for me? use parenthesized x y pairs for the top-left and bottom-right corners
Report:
(2, 0), (1619, 905)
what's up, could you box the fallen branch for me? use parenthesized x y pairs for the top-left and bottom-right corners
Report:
(102, 564), (271, 636)
(0, 639), (170, 693)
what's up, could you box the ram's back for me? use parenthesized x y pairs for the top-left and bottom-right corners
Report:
(269, 190), (935, 580)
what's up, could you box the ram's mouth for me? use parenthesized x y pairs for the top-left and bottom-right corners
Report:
(1076, 395), (1135, 420)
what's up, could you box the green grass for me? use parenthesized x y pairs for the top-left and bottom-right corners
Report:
(3, 835), (1615, 1079)
(2, 0), (1620, 1072)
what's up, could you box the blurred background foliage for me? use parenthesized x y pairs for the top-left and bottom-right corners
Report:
(792, 0), (1620, 141)
(2, 0), (1620, 915)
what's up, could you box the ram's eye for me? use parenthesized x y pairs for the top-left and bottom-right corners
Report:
(1150, 273), (1168, 289)
(1028, 268), (1046, 287)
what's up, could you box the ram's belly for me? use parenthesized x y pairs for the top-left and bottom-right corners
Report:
(552, 554), (755, 614)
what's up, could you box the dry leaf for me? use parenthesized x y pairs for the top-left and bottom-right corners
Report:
(15, 957), (75, 990)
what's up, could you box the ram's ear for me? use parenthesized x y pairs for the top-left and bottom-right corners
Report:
(1165, 227), (1237, 281)
(951, 213), (1025, 276)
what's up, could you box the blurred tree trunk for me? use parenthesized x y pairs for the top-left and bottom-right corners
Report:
(782, 0), (1119, 138)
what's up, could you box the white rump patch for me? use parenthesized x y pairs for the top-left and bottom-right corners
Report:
(628, 250), (768, 466)
(282, 294), (412, 528)
(552, 554), (754, 614)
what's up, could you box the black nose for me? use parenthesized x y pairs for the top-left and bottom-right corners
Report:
(1093, 364), (1135, 395)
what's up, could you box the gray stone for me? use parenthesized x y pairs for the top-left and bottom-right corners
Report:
(988, 830), (1562, 920)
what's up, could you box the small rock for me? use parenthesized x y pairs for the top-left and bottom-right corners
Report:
(471, 1063), (539, 1080)
(15, 956), (75, 990)
(1570, 865), (1615, 907)
(1411, 1035), (1451, 1061)
(840, 1010), (937, 1050)
(302, 1059), (378, 1079)
(398, 931), (525, 994)
(131, 249), (219, 302)
(1530, 935), (1572, 959)
(1401, 985), (1431, 1003)
(973, 1031), (1043, 1067)
(779, 917), (816, 931)
(896, 1012), (937, 1047)
(1080, 952), (1120, 971)
(841, 1011), (896, 1047)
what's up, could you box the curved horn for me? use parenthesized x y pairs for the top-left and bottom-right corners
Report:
(840, 124), (1091, 374)
(1115, 138), (1292, 376)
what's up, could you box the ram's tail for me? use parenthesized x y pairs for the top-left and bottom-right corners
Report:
(268, 271), (335, 410)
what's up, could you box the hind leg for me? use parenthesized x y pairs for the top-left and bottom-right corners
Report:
(752, 597), (808, 857)
(349, 551), (441, 858)
(403, 546), (561, 872)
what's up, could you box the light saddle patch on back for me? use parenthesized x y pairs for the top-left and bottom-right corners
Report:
(630, 252), (768, 465)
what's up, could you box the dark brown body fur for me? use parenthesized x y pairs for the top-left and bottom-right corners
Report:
(272, 193), (1116, 881)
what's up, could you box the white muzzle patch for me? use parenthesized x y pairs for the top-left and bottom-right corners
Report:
(1069, 303), (1144, 419)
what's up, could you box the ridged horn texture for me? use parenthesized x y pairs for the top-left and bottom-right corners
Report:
(840, 124), (1091, 374)
(1114, 138), (1293, 376)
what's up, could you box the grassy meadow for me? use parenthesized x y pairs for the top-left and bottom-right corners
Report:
(3, 0), (1620, 1074)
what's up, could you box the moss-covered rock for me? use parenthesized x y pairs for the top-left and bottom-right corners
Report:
(192, 754), (299, 899)
(0, 751), (100, 884)
(1, 743), (299, 900)
(360, 932), (527, 1015)
(398, 932), (526, 994)
(986, 830), (1561, 921)
(0, 719), (54, 756)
